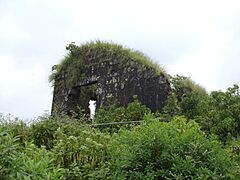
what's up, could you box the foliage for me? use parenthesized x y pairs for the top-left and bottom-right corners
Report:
(163, 91), (208, 121)
(109, 116), (237, 179)
(29, 116), (60, 149)
(0, 126), (63, 179)
(196, 84), (240, 142)
(0, 121), (29, 146)
(1, 84), (240, 178)
(52, 127), (111, 179)
(178, 92), (209, 120)
(94, 97), (151, 132)
(0, 113), (239, 179)
(0, 126), (20, 177)
(163, 75), (208, 120)
(171, 75), (206, 101)
(29, 114), (93, 149)
(9, 143), (64, 179)
(226, 138), (240, 164)
(164, 83), (240, 143)
(0, 115), (111, 179)
(49, 41), (170, 87)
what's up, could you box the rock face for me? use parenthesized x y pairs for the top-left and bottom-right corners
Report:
(51, 42), (171, 116)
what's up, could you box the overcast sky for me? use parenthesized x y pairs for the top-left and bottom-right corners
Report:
(0, 0), (240, 119)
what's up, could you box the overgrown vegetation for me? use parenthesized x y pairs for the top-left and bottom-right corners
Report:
(94, 97), (151, 132)
(49, 41), (169, 87)
(110, 117), (236, 179)
(1, 83), (240, 179)
(170, 75), (207, 98)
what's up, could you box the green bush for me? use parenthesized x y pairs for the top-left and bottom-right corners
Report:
(0, 126), (63, 179)
(109, 116), (237, 179)
(29, 116), (61, 149)
(195, 84), (240, 142)
(1, 83), (240, 179)
(163, 75), (208, 120)
(29, 114), (90, 149)
(0, 115), (29, 145)
(226, 138), (240, 164)
(170, 75), (206, 101)
(52, 126), (111, 179)
(0, 127), (20, 177)
(164, 82), (240, 143)
(179, 92), (209, 120)
(9, 143), (64, 179)
(94, 98), (151, 132)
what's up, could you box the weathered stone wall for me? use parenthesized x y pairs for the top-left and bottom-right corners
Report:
(51, 47), (171, 116)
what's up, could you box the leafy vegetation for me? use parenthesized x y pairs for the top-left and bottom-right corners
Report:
(196, 85), (240, 142)
(1, 114), (239, 179)
(1, 83), (240, 179)
(94, 97), (151, 132)
(165, 80), (240, 141)
(163, 75), (208, 120)
(0, 126), (63, 179)
(110, 117), (236, 179)
(170, 75), (207, 100)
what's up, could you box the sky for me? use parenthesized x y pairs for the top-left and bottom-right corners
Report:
(0, 0), (240, 119)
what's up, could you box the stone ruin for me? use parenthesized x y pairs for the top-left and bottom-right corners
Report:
(51, 41), (171, 117)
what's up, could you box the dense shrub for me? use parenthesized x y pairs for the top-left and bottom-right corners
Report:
(109, 116), (237, 179)
(163, 75), (208, 120)
(0, 127), (20, 177)
(95, 98), (150, 123)
(9, 143), (64, 179)
(178, 92), (209, 120)
(0, 115), (29, 145)
(195, 85), (240, 142)
(29, 114), (91, 149)
(164, 83), (240, 143)
(52, 127), (111, 179)
(29, 115), (62, 149)
(94, 98), (151, 132)
(171, 75), (206, 101)
(226, 138), (240, 164)
(1, 84), (240, 179)
(0, 126), (63, 179)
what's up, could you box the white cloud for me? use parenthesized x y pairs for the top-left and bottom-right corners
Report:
(169, 47), (224, 91)
(0, 56), (52, 118)
(0, 13), (30, 41)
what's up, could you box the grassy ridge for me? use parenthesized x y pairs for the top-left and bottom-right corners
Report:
(49, 41), (170, 87)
